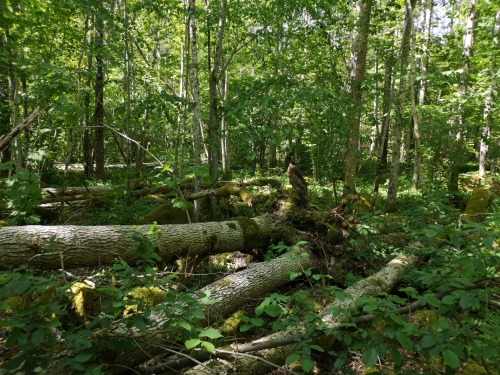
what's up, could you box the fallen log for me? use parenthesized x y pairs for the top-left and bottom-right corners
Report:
(0, 107), (40, 153)
(182, 246), (420, 374)
(42, 185), (119, 197)
(0, 216), (289, 270)
(105, 248), (320, 371)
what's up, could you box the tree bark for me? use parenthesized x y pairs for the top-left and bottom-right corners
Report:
(479, 9), (499, 178)
(94, 4), (106, 179)
(449, 0), (477, 193)
(207, 0), (227, 183)
(188, 0), (202, 222)
(0, 106), (40, 153)
(386, 0), (415, 212)
(343, 0), (373, 195)
(0, 216), (286, 270)
(184, 251), (419, 374)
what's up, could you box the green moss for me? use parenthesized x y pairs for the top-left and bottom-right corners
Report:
(69, 282), (102, 324)
(84, 196), (112, 210)
(139, 201), (192, 224)
(463, 188), (491, 222)
(409, 309), (438, 330)
(459, 360), (488, 375)
(125, 286), (167, 316)
(236, 217), (262, 250)
(2, 296), (23, 313)
(226, 222), (237, 230)
(221, 310), (247, 335)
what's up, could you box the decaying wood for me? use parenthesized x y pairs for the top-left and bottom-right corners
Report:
(42, 185), (118, 197)
(185, 184), (254, 205)
(0, 216), (288, 269)
(0, 107), (40, 153)
(182, 247), (420, 375)
(68, 248), (319, 373)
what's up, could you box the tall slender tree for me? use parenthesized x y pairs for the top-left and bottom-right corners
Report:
(479, 8), (499, 178)
(343, 0), (373, 195)
(386, 0), (415, 212)
(94, 1), (106, 179)
(188, 0), (202, 222)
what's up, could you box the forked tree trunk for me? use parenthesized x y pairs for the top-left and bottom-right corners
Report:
(0, 217), (287, 269)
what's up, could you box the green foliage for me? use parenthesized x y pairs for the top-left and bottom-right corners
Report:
(0, 161), (42, 225)
(0, 229), (209, 374)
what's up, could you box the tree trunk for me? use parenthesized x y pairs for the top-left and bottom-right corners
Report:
(94, 5), (106, 179)
(479, 9), (499, 178)
(188, 0), (202, 222)
(0, 107), (40, 153)
(221, 68), (231, 180)
(449, 0), (477, 193)
(343, 0), (373, 195)
(0, 217), (287, 270)
(373, 38), (395, 199)
(184, 251), (419, 374)
(0, 16), (11, 174)
(207, 0), (227, 183)
(85, 247), (318, 373)
(386, 0), (415, 212)
(410, 0), (427, 191)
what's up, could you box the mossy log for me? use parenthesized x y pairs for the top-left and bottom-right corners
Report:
(185, 184), (254, 204)
(0, 216), (287, 270)
(77, 248), (320, 373)
(183, 246), (420, 375)
(462, 188), (492, 223)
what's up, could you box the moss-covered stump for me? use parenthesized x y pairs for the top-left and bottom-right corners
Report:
(139, 201), (193, 224)
(69, 282), (102, 324)
(462, 188), (492, 223)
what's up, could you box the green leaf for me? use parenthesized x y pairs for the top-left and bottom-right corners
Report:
(362, 347), (378, 368)
(31, 328), (46, 346)
(290, 272), (301, 280)
(185, 338), (201, 349)
(424, 294), (441, 307)
(421, 335), (437, 349)
(199, 328), (223, 339)
(309, 345), (325, 352)
(201, 341), (216, 353)
(483, 236), (494, 248)
(250, 318), (264, 327)
(396, 332), (413, 350)
(449, 234), (461, 248)
(264, 304), (284, 317)
(285, 353), (300, 364)
(73, 352), (93, 363)
(362, 304), (378, 313)
(442, 348), (460, 368)
(459, 294), (475, 310)
(178, 322), (192, 331)
(300, 357), (315, 372)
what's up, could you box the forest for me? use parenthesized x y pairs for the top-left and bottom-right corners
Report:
(0, 0), (498, 374)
